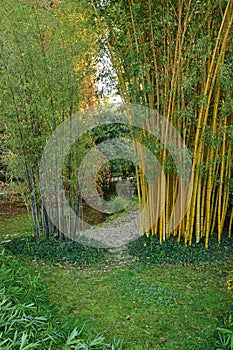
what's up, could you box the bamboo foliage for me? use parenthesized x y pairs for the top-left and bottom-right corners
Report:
(0, 0), (99, 238)
(92, 0), (233, 246)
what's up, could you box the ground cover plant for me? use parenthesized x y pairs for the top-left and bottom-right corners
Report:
(1, 212), (233, 349)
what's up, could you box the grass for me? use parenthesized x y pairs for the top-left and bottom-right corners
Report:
(0, 213), (233, 349)
(38, 262), (232, 349)
(0, 213), (32, 238)
(0, 247), (124, 349)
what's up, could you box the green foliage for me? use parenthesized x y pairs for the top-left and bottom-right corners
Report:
(108, 196), (130, 213)
(0, 248), (124, 349)
(0, 0), (99, 237)
(64, 329), (124, 349)
(210, 304), (233, 350)
(0, 248), (58, 348)
(4, 236), (112, 268)
(127, 234), (233, 265)
(215, 316), (233, 350)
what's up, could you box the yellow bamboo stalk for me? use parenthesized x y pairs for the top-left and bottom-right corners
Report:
(229, 207), (233, 238)
(219, 145), (231, 238)
(210, 187), (218, 235)
(217, 115), (227, 242)
(148, 1), (160, 112)
(200, 177), (207, 238)
(92, 0), (232, 247)
(186, 2), (232, 247)
(195, 176), (202, 243)
(205, 84), (221, 241)
(165, 173), (170, 238)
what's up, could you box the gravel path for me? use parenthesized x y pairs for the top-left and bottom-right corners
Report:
(78, 207), (141, 249)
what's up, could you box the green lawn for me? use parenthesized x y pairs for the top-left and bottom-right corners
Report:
(0, 213), (233, 349)
(38, 261), (232, 349)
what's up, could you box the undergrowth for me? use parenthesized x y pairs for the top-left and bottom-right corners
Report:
(3, 236), (113, 268)
(3, 232), (233, 267)
(127, 234), (233, 265)
(0, 248), (123, 349)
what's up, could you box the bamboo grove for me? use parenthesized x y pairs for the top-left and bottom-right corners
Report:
(92, 0), (233, 247)
(0, 0), (232, 247)
(0, 0), (99, 238)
